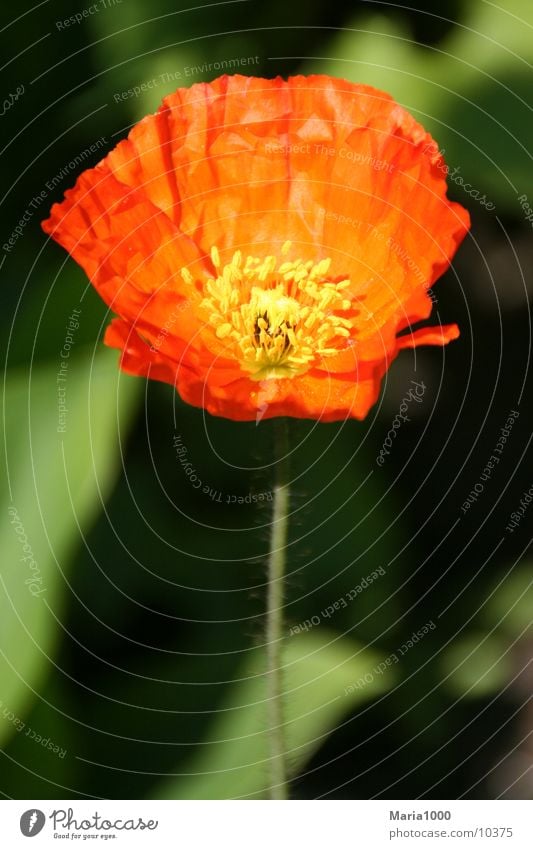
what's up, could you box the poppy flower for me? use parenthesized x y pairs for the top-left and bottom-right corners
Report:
(42, 74), (469, 422)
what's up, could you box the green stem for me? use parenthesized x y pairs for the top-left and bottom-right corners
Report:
(266, 418), (290, 800)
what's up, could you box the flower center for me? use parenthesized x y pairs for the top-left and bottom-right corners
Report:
(182, 242), (355, 381)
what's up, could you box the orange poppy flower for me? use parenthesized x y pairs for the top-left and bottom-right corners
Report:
(42, 74), (469, 422)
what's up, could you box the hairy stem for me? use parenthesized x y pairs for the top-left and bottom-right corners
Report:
(266, 418), (290, 800)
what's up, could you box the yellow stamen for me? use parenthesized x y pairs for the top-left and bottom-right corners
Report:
(191, 247), (356, 381)
(210, 246), (221, 268)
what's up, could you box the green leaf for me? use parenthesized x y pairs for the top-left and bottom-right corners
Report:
(440, 632), (510, 698)
(484, 567), (533, 637)
(154, 629), (390, 799)
(0, 349), (139, 747)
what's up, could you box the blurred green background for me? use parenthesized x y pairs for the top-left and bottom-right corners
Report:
(1, 0), (532, 799)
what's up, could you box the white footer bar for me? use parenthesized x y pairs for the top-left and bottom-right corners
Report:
(0, 800), (531, 848)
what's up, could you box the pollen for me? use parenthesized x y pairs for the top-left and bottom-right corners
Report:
(183, 244), (355, 380)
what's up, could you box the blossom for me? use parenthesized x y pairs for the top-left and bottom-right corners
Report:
(42, 74), (469, 422)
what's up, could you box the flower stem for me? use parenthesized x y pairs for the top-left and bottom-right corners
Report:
(266, 418), (290, 800)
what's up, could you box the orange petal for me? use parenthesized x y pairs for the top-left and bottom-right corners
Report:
(396, 324), (460, 349)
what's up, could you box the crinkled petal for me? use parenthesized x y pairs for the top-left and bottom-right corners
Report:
(42, 74), (470, 422)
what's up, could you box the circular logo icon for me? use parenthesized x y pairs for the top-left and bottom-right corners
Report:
(20, 810), (46, 837)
